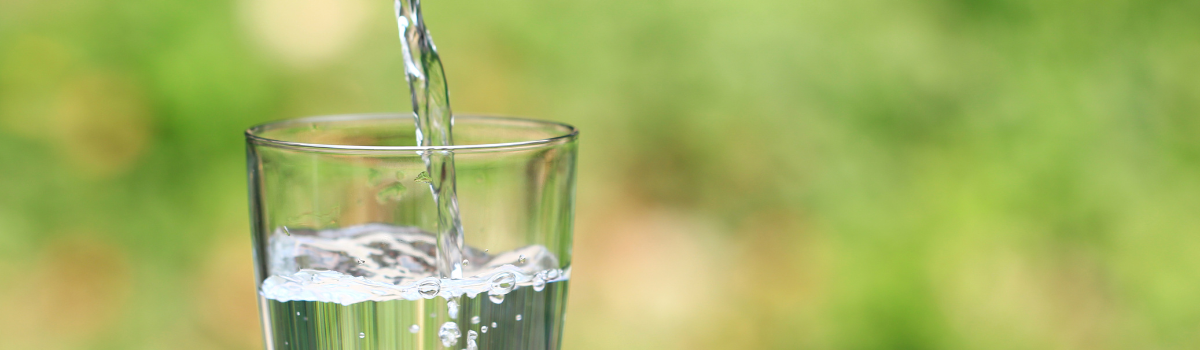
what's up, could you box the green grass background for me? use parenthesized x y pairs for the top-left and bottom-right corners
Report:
(1, 0), (1199, 349)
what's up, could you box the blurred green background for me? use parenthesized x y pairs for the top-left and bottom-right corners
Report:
(2, 0), (1200, 349)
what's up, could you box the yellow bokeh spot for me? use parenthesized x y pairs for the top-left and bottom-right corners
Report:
(239, 0), (370, 69)
(51, 72), (151, 178)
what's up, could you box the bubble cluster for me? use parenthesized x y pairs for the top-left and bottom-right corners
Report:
(438, 322), (460, 347)
(261, 224), (570, 305)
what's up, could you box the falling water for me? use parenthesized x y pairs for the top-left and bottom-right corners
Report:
(394, 0), (465, 280)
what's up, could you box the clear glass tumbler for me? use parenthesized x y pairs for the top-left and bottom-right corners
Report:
(245, 114), (578, 350)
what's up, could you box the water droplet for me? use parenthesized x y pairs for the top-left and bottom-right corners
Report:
(467, 330), (478, 341)
(470, 315), (480, 324)
(417, 278), (440, 299)
(296, 312), (301, 316)
(481, 326), (488, 333)
(491, 322), (498, 328)
(409, 324), (420, 333)
(447, 299), (459, 319)
(484, 249), (489, 253)
(489, 272), (516, 295)
(532, 274), (547, 292)
(359, 332), (365, 339)
(546, 269), (561, 280)
(356, 259), (366, 265)
(438, 322), (461, 347)
(518, 255), (526, 264)
(462, 259), (469, 266)
(488, 292), (505, 304)
(515, 314), (523, 321)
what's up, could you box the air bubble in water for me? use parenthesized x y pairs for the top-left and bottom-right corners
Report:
(438, 322), (461, 347)
(471, 315), (480, 324)
(546, 269), (561, 280)
(466, 330), (479, 350)
(447, 299), (459, 319)
(518, 255), (526, 264)
(481, 326), (488, 333)
(359, 332), (365, 339)
(417, 278), (440, 299)
(463, 259), (469, 266)
(532, 274), (547, 292)
(296, 312), (300, 316)
(491, 322), (497, 328)
(409, 324), (420, 333)
(515, 314), (522, 321)
(489, 272), (516, 295)
(488, 292), (505, 304)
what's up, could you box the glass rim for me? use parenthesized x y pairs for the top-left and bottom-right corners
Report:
(246, 114), (578, 153)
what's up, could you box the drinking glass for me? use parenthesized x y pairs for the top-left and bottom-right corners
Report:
(245, 114), (579, 350)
